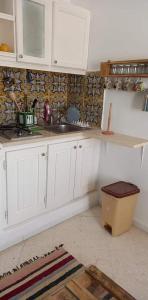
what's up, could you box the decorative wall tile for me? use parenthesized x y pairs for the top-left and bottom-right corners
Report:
(85, 73), (104, 99)
(48, 73), (68, 113)
(86, 74), (102, 96)
(3, 69), (22, 92)
(27, 71), (47, 93)
(68, 74), (84, 95)
(0, 67), (104, 127)
(67, 74), (84, 113)
(82, 103), (103, 126)
(50, 73), (67, 93)
(67, 72), (104, 127)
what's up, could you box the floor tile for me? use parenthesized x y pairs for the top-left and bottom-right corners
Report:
(0, 206), (148, 299)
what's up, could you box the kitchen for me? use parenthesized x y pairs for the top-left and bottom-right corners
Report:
(0, 0), (148, 299)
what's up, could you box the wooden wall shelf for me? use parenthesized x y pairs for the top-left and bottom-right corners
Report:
(100, 59), (148, 77)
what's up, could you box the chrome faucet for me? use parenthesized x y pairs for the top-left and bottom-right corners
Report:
(50, 113), (54, 125)
(56, 110), (64, 124)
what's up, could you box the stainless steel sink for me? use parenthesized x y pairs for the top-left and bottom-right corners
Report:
(45, 123), (90, 134)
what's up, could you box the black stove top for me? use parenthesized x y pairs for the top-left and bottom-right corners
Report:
(0, 125), (42, 140)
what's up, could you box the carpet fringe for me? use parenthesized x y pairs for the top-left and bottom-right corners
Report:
(0, 244), (64, 281)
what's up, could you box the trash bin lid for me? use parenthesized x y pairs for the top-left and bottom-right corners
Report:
(101, 181), (140, 198)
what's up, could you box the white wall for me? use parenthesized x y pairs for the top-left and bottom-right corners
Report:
(102, 88), (148, 138)
(72, 0), (148, 71)
(100, 89), (148, 231)
(72, 0), (148, 230)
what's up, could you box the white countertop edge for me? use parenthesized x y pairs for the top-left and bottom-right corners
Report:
(0, 129), (97, 151)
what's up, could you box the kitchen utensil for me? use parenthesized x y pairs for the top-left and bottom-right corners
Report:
(32, 98), (38, 109)
(9, 91), (21, 112)
(18, 112), (34, 127)
(102, 102), (114, 135)
(32, 98), (38, 124)
(66, 106), (80, 123)
(24, 94), (29, 111)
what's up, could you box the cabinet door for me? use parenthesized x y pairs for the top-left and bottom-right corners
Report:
(74, 139), (100, 199)
(0, 150), (6, 227)
(0, 0), (16, 61)
(52, 2), (90, 70)
(16, 0), (51, 65)
(47, 141), (77, 211)
(6, 146), (47, 226)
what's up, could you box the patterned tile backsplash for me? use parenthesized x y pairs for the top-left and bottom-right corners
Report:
(0, 66), (146, 127)
(0, 67), (104, 127)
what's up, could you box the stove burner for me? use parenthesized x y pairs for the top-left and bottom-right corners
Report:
(0, 125), (41, 140)
(17, 128), (23, 137)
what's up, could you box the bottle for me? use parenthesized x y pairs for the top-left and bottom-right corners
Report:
(44, 100), (50, 123)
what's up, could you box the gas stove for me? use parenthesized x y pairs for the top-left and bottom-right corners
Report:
(0, 125), (42, 141)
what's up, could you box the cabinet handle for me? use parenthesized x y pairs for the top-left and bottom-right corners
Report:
(74, 146), (77, 149)
(41, 153), (46, 156)
(79, 145), (82, 148)
(19, 54), (23, 58)
(54, 60), (57, 64)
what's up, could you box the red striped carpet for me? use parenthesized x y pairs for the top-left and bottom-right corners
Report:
(0, 245), (136, 300)
(0, 245), (84, 299)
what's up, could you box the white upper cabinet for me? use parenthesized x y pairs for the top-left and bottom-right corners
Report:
(6, 146), (47, 226)
(16, 0), (51, 65)
(52, 1), (90, 70)
(0, 0), (16, 61)
(0, 0), (90, 72)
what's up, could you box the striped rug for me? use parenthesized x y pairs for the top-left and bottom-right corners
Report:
(0, 245), (136, 300)
(0, 245), (84, 299)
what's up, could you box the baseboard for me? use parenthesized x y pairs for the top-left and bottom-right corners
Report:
(0, 191), (99, 251)
(134, 218), (148, 233)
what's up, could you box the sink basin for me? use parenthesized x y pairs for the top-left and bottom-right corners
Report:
(45, 123), (90, 134)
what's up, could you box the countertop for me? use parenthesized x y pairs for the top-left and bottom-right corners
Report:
(0, 127), (148, 150)
(0, 128), (98, 149)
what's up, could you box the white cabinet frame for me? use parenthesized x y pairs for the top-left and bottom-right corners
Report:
(0, 0), (16, 62)
(52, 1), (90, 70)
(16, 0), (52, 65)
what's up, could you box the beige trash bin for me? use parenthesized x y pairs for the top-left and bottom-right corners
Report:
(101, 181), (140, 236)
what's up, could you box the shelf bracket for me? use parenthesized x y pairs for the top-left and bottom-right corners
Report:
(140, 146), (145, 168)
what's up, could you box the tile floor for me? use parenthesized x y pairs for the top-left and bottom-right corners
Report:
(0, 206), (148, 300)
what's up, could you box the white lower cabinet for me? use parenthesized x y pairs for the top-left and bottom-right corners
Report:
(47, 141), (77, 211)
(5, 138), (100, 227)
(47, 138), (100, 211)
(74, 139), (100, 199)
(6, 146), (47, 226)
(0, 138), (100, 249)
